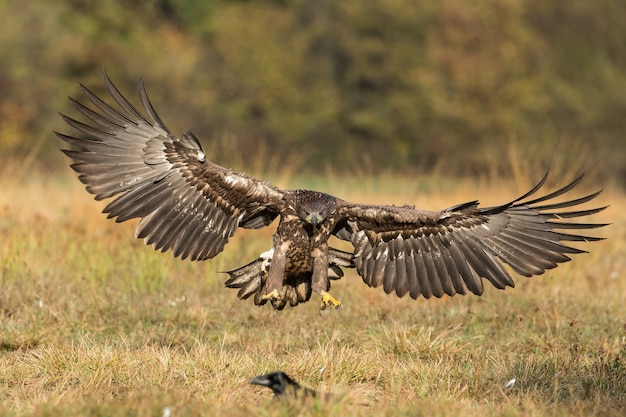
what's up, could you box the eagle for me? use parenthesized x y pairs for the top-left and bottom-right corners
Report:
(57, 72), (607, 311)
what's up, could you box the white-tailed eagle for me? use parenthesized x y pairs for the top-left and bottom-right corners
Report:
(57, 73), (607, 310)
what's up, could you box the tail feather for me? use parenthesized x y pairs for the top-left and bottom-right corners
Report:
(224, 257), (267, 300)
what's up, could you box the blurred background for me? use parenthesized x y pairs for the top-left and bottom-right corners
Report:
(1, 0), (624, 187)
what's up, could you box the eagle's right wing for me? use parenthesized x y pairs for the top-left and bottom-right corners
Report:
(57, 72), (285, 261)
(334, 174), (607, 299)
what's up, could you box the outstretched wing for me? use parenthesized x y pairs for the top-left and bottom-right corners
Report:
(57, 72), (285, 261)
(335, 174), (607, 299)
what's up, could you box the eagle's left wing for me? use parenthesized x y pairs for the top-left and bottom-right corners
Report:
(57, 72), (285, 261)
(334, 174), (607, 299)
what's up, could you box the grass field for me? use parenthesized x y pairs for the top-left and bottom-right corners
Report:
(0, 165), (623, 416)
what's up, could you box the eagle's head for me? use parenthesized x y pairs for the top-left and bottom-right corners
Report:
(293, 190), (336, 228)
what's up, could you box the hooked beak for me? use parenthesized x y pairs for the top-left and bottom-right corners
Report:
(306, 212), (322, 227)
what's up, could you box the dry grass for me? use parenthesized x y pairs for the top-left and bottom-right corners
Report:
(0, 166), (623, 417)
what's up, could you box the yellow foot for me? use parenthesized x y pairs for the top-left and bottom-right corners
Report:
(261, 289), (281, 301)
(320, 291), (343, 311)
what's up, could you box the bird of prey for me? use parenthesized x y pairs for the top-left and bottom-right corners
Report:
(57, 72), (607, 311)
(250, 371), (322, 400)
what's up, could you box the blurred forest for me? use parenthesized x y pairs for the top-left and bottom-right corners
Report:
(1, 0), (625, 185)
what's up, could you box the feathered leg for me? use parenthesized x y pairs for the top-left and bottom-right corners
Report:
(261, 240), (289, 305)
(311, 246), (342, 310)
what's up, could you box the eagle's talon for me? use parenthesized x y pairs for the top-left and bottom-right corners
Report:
(320, 291), (342, 311)
(261, 289), (281, 301)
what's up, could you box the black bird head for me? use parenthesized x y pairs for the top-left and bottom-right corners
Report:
(250, 371), (320, 399)
(249, 371), (300, 396)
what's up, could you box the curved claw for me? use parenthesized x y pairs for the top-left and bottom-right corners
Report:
(261, 289), (281, 301)
(320, 291), (342, 311)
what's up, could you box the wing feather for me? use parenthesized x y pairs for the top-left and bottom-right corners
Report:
(58, 72), (285, 261)
(410, 238), (432, 299)
(430, 234), (459, 296)
(382, 250), (396, 295)
(393, 243), (409, 298)
(337, 174), (606, 299)
(404, 246), (420, 298)
(370, 248), (386, 288)
(436, 235), (466, 295)
(418, 237), (443, 297)
(448, 240), (481, 294)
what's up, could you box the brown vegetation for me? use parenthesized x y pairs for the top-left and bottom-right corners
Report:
(0, 163), (622, 416)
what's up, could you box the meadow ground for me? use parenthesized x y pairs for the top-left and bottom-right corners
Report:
(0, 166), (624, 416)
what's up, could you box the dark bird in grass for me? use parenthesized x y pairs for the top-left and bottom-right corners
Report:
(57, 72), (608, 311)
(250, 372), (322, 400)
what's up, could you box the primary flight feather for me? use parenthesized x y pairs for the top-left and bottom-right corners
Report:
(58, 72), (607, 310)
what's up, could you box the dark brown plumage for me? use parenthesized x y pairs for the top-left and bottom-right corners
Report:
(58, 72), (607, 311)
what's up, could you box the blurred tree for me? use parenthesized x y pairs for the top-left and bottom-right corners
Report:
(0, 0), (624, 185)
